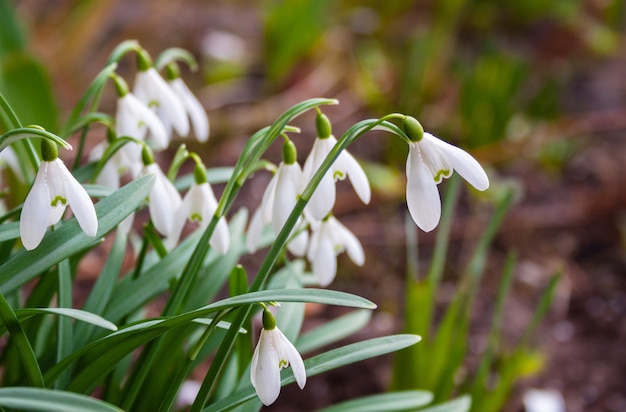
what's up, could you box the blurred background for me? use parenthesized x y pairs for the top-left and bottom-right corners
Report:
(1, 0), (625, 411)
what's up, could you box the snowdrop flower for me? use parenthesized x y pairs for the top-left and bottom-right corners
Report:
(303, 112), (370, 221)
(523, 389), (566, 412)
(251, 308), (306, 406)
(133, 50), (189, 144)
(166, 162), (229, 253)
(114, 73), (168, 153)
(166, 64), (209, 143)
(140, 147), (182, 237)
(307, 215), (364, 287)
(247, 139), (308, 256)
(20, 140), (98, 250)
(403, 116), (489, 232)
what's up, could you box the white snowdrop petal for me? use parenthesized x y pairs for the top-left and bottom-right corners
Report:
(210, 217), (230, 254)
(306, 172), (335, 221)
(406, 146), (442, 232)
(260, 174), (278, 222)
(165, 192), (192, 250)
(271, 163), (302, 235)
(116, 96), (146, 140)
(147, 68), (190, 137)
(171, 78), (209, 142)
(246, 207), (265, 253)
(333, 218), (365, 266)
(20, 166), (51, 250)
(130, 94), (169, 150)
(252, 332), (282, 406)
(430, 135), (490, 191)
(60, 163), (98, 237)
(145, 165), (182, 236)
(287, 229), (308, 257)
(312, 232), (337, 287)
(275, 329), (306, 389)
(342, 151), (371, 204)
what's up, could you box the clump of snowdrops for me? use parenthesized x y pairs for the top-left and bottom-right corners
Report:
(0, 40), (489, 411)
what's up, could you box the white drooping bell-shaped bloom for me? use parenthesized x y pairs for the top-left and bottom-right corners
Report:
(403, 116), (489, 232)
(116, 92), (169, 151)
(306, 215), (364, 287)
(103, 74), (168, 184)
(20, 141), (98, 250)
(166, 164), (229, 253)
(302, 113), (370, 221)
(167, 70), (209, 143)
(247, 140), (308, 256)
(133, 52), (189, 144)
(140, 156), (182, 237)
(250, 309), (306, 406)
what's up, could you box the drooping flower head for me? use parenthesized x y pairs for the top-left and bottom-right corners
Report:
(251, 308), (306, 406)
(133, 50), (189, 144)
(139, 145), (182, 237)
(166, 159), (229, 253)
(165, 63), (209, 143)
(403, 116), (489, 232)
(247, 138), (308, 256)
(307, 214), (364, 287)
(302, 111), (370, 221)
(20, 139), (98, 250)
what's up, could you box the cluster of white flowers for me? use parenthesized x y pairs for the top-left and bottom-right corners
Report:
(5, 44), (491, 408)
(17, 46), (227, 253)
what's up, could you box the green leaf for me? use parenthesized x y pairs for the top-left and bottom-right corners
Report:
(416, 395), (471, 412)
(0, 53), (58, 131)
(0, 387), (123, 412)
(296, 309), (371, 354)
(204, 334), (422, 412)
(317, 391), (434, 412)
(0, 174), (155, 294)
(12, 308), (117, 331)
(0, 221), (19, 242)
(45, 288), (377, 393)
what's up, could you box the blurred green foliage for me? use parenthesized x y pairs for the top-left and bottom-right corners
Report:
(0, 0), (57, 133)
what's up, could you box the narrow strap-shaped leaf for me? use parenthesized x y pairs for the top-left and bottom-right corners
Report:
(203, 334), (422, 412)
(73, 230), (126, 348)
(9, 308), (117, 332)
(0, 387), (123, 412)
(0, 174), (155, 294)
(0, 293), (44, 387)
(416, 395), (471, 412)
(317, 391), (434, 412)
(55, 259), (73, 389)
(44, 288), (376, 391)
(295, 309), (371, 354)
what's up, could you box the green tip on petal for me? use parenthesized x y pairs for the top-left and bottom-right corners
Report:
(282, 139), (297, 164)
(137, 49), (153, 71)
(262, 309), (277, 330)
(41, 138), (58, 161)
(141, 145), (155, 165)
(402, 116), (424, 143)
(193, 163), (208, 184)
(316, 112), (332, 139)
